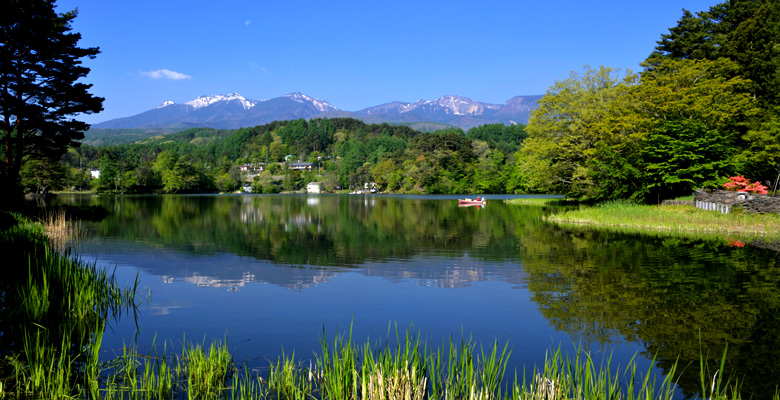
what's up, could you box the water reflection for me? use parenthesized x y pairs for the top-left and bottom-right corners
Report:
(65, 194), (541, 285)
(520, 228), (780, 398)
(56, 194), (780, 398)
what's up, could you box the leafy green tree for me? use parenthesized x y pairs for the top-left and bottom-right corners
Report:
(66, 167), (91, 191)
(118, 170), (138, 193)
(633, 57), (759, 201)
(736, 116), (780, 192)
(466, 123), (528, 154)
(471, 141), (506, 194)
(282, 169), (302, 192)
(96, 153), (118, 192)
(252, 170), (278, 194)
(320, 171), (340, 192)
(372, 159), (402, 192)
(0, 0), (104, 202)
(19, 157), (65, 195)
(348, 162), (373, 190)
(641, 120), (731, 201)
(338, 140), (366, 188)
(215, 165), (243, 193)
(132, 161), (161, 192)
(268, 134), (287, 162)
(154, 150), (194, 193)
(520, 66), (641, 199)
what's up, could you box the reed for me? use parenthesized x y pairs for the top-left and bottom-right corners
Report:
(39, 206), (85, 254)
(2, 326), (768, 400)
(545, 200), (780, 243)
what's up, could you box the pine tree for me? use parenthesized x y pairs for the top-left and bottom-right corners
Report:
(0, 0), (104, 202)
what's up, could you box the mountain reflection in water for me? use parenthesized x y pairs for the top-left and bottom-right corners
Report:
(57, 194), (780, 399)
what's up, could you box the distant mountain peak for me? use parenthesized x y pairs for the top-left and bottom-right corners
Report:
(428, 95), (501, 116)
(284, 92), (338, 112)
(185, 93), (255, 110)
(361, 95), (501, 117)
(94, 93), (541, 130)
(157, 100), (175, 109)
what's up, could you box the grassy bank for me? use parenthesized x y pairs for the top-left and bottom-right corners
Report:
(544, 201), (780, 243)
(504, 197), (574, 206)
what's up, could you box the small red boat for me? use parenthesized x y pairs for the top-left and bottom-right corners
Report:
(458, 197), (487, 206)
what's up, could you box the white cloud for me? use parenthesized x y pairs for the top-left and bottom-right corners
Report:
(245, 20), (251, 26)
(140, 69), (192, 80)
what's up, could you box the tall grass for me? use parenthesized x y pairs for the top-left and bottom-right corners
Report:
(545, 200), (780, 243)
(40, 206), (85, 254)
(40, 332), (763, 400)
(0, 211), (137, 399)
(1, 318), (769, 399)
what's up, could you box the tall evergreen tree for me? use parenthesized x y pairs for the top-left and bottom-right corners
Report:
(0, 0), (103, 202)
(647, 0), (780, 109)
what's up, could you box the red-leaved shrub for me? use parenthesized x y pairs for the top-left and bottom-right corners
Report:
(723, 175), (768, 194)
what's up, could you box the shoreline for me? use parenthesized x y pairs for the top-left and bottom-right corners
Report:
(540, 201), (780, 244)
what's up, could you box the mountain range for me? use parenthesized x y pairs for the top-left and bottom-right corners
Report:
(93, 92), (543, 130)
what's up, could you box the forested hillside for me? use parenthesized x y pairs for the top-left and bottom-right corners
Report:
(38, 118), (528, 195)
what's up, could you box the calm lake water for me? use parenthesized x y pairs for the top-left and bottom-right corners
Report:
(55, 194), (780, 398)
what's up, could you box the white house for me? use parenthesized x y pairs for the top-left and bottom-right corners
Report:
(307, 182), (323, 194)
(90, 169), (101, 179)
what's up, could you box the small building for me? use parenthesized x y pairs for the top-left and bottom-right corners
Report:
(307, 182), (323, 194)
(90, 169), (101, 179)
(290, 162), (315, 171)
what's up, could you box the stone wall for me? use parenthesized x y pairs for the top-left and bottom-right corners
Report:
(694, 188), (780, 214)
(660, 200), (694, 206)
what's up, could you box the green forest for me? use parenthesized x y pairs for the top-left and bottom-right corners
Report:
(13, 0), (780, 202)
(42, 119), (527, 195)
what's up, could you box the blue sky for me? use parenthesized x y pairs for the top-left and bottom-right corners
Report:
(56, 0), (718, 124)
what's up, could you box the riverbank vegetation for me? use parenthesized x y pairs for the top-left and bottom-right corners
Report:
(0, 211), (137, 398)
(545, 201), (780, 244)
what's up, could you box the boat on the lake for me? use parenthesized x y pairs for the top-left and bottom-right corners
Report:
(458, 197), (486, 206)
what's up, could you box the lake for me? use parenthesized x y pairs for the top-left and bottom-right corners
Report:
(55, 193), (780, 398)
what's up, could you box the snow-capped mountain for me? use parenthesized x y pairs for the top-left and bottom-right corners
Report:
(156, 100), (175, 109)
(354, 95), (540, 128)
(182, 93), (257, 110)
(357, 96), (501, 117)
(94, 93), (541, 130)
(284, 92), (337, 113)
(95, 92), (338, 129)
